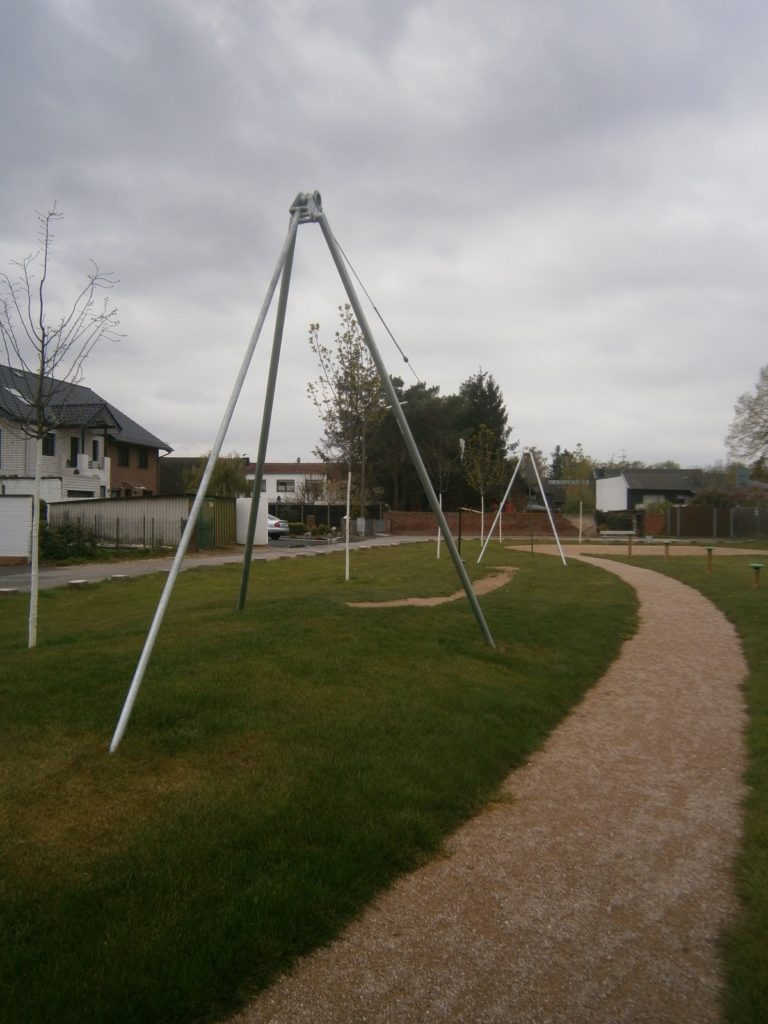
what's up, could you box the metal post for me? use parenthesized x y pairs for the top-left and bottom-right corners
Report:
(345, 470), (351, 581)
(109, 207), (301, 752)
(317, 211), (495, 649)
(238, 227), (297, 609)
(478, 455), (523, 563)
(526, 450), (567, 566)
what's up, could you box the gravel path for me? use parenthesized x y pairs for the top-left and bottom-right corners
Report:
(228, 556), (747, 1024)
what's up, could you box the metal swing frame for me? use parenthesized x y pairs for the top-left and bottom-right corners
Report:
(110, 191), (495, 752)
(476, 447), (567, 566)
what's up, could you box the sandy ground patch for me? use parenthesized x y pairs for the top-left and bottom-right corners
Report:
(347, 565), (517, 608)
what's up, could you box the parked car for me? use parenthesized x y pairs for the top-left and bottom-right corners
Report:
(268, 513), (290, 539)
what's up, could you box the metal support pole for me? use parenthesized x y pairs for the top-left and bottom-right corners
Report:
(317, 212), (495, 649)
(525, 450), (567, 566)
(238, 228), (297, 609)
(478, 456), (523, 563)
(109, 209), (301, 752)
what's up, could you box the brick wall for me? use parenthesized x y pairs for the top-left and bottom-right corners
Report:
(386, 510), (578, 536)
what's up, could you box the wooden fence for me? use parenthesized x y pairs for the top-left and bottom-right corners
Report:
(665, 504), (768, 539)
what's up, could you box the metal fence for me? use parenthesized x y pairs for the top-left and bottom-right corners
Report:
(48, 496), (236, 550)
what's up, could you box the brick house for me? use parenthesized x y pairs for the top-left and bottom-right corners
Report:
(0, 364), (172, 500)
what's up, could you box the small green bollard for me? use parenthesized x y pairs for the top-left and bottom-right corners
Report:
(750, 563), (764, 589)
(664, 541), (671, 557)
(706, 547), (713, 573)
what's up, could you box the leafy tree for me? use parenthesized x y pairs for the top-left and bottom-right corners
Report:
(0, 204), (121, 648)
(419, 391), (469, 506)
(549, 445), (565, 480)
(184, 451), (249, 497)
(726, 365), (768, 468)
(462, 423), (506, 540)
(307, 305), (386, 516)
(548, 443), (596, 512)
(459, 368), (511, 454)
(367, 382), (468, 510)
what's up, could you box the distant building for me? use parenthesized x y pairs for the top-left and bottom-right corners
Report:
(248, 460), (337, 505)
(0, 364), (172, 500)
(158, 456), (339, 504)
(594, 468), (704, 512)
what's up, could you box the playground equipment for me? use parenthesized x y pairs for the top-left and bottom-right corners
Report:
(110, 192), (495, 752)
(477, 447), (567, 566)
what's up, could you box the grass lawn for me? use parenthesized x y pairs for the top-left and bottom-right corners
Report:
(0, 541), (638, 1024)
(599, 550), (768, 1024)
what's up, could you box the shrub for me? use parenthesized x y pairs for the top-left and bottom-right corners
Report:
(40, 522), (98, 561)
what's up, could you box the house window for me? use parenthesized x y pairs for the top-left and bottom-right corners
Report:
(69, 437), (79, 468)
(276, 479), (295, 493)
(261, 480), (266, 492)
(117, 446), (130, 467)
(92, 440), (99, 462)
(0, 428), (2, 468)
(42, 433), (56, 457)
(138, 449), (149, 469)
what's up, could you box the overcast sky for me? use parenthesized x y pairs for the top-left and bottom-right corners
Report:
(2, 0), (766, 469)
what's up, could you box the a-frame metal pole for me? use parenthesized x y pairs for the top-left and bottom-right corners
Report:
(109, 209), (302, 752)
(316, 210), (495, 649)
(478, 449), (568, 566)
(526, 450), (567, 565)
(477, 456), (524, 563)
(238, 224), (297, 609)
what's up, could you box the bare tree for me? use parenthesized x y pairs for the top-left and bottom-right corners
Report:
(307, 304), (386, 517)
(463, 423), (506, 543)
(726, 365), (768, 469)
(0, 204), (121, 647)
(295, 473), (327, 505)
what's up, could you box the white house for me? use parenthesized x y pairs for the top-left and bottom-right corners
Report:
(595, 469), (703, 512)
(0, 364), (172, 501)
(245, 461), (337, 505)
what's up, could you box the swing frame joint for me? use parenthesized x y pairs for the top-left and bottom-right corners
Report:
(289, 191), (323, 222)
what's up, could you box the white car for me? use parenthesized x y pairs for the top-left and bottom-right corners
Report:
(267, 513), (289, 539)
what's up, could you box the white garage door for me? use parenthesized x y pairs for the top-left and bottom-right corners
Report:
(0, 495), (32, 560)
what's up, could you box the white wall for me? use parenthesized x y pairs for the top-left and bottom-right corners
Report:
(236, 497), (267, 545)
(595, 476), (629, 512)
(1, 417), (109, 497)
(247, 470), (330, 504)
(0, 495), (32, 561)
(1, 476), (64, 503)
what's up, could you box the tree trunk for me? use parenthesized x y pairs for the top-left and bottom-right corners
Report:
(360, 430), (366, 520)
(28, 437), (42, 649)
